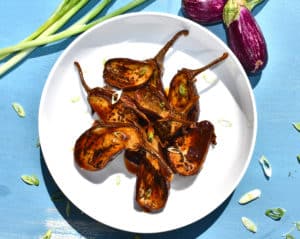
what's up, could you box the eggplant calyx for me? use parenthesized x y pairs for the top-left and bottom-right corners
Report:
(244, 0), (265, 11)
(223, 0), (241, 27)
(223, 0), (264, 26)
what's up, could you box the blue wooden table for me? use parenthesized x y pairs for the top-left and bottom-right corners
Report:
(1, 0), (300, 238)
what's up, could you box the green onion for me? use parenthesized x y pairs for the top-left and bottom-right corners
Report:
(285, 234), (295, 239)
(21, 175), (39, 186)
(295, 221), (300, 231)
(116, 175), (121, 186)
(42, 229), (52, 239)
(293, 122), (300, 132)
(179, 83), (188, 96)
(12, 102), (26, 117)
(265, 207), (286, 221)
(297, 155), (300, 164)
(259, 155), (272, 178)
(241, 216), (257, 233)
(0, 0), (149, 77)
(238, 188), (261, 204)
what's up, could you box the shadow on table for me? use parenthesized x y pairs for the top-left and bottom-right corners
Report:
(40, 151), (232, 239)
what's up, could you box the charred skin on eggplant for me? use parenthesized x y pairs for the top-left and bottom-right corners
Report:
(73, 30), (229, 213)
(103, 30), (188, 91)
(74, 123), (142, 171)
(167, 120), (216, 176)
(135, 156), (170, 212)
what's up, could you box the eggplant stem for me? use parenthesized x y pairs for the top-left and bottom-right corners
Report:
(154, 30), (189, 67)
(74, 61), (91, 93)
(186, 52), (228, 79)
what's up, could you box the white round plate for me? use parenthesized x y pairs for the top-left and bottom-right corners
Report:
(39, 12), (257, 233)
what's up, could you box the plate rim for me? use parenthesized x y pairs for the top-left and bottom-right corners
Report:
(38, 11), (258, 233)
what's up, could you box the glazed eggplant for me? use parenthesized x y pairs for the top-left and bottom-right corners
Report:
(168, 52), (228, 114)
(124, 85), (172, 119)
(135, 156), (170, 212)
(73, 29), (229, 213)
(74, 123), (142, 171)
(223, 0), (267, 74)
(103, 59), (154, 90)
(103, 29), (188, 91)
(74, 61), (150, 125)
(167, 121), (216, 176)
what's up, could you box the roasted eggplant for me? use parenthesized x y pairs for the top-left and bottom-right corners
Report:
(135, 156), (170, 212)
(167, 121), (216, 176)
(103, 30), (188, 91)
(74, 123), (142, 171)
(73, 29), (228, 212)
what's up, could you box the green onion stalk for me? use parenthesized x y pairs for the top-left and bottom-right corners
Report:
(0, 0), (149, 77)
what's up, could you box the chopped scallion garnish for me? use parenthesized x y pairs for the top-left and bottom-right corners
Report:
(285, 234), (295, 239)
(42, 229), (52, 239)
(295, 221), (300, 231)
(265, 207), (286, 221)
(238, 189), (261, 204)
(293, 122), (300, 132)
(241, 216), (257, 233)
(12, 102), (26, 117)
(21, 175), (39, 186)
(259, 155), (272, 178)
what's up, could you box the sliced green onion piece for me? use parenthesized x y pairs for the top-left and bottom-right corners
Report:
(21, 175), (39, 186)
(241, 216), (257, 233)
(297, 155), (300, 164)
(238, 189), (261, 204)
(217, 119), (232, 127)
(285, 234), (295, 239)
(265, 208), (286, 221)
(293, 122), (300, 132)
(42, 229), (52, 239)
(259, 155), (272, 178)
(295, 221), (300, 231)
(116, 175), (121, 186)
(12, 102), (26, 117)
(179, 83), (187, 96)
(70, 96), (80, 103)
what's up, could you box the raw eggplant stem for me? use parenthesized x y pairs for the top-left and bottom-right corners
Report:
(184, 52), (228, 79)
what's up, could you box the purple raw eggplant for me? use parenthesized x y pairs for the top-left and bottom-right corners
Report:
(223, 0), (267, 74)
(182, 0), (226, 25)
